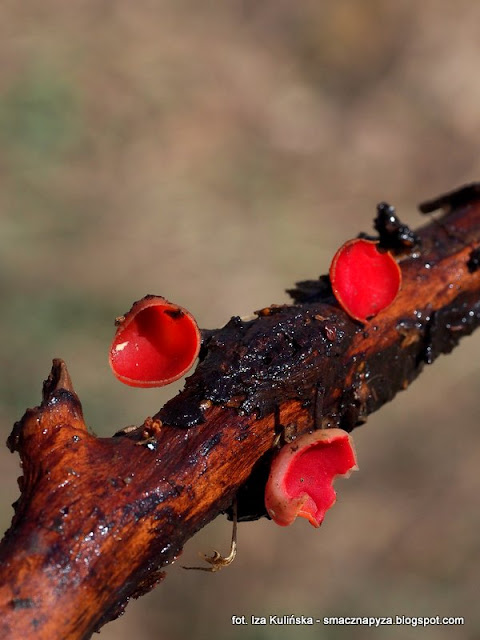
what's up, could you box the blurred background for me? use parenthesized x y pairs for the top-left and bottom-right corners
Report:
(1, 2), (480, 639)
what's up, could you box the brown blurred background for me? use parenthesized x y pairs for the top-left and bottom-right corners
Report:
(1, 2), (480, 639)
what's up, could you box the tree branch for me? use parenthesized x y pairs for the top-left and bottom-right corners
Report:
(1, 185), (480, 639)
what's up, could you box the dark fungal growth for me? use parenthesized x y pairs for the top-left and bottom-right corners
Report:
(374, 202), (420, 253)
(158, 304), (359, 428)
(286, 275), (334, 304)
(467, 246), (480, 273)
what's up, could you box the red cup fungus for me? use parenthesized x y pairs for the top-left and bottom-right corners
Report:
(329, 238), (401, 322)
(109, 295), (201, 388)
(265, 428), (357, 527)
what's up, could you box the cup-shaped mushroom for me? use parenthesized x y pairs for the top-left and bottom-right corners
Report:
(109, 295), (201, 388)
(265, 428), (357, 527)
(329, 238), (402, 322)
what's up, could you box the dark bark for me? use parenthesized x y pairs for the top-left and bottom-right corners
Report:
(1, 185), (480, 639)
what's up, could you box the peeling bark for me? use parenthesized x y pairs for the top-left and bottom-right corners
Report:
(1, 185), (480, 639)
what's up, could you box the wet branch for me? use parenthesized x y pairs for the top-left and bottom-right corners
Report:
(1, 185), (480, 639)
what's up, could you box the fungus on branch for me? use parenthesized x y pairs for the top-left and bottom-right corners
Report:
(109, 295), (200, 388)
(265, 428), (357, 527)
(329, 238), (402, 322)
(2, 184), (480, 640)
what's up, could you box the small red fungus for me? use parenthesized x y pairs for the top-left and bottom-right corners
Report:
(265, 428), (357, 527)
(329, 238), (401, 322)
(109, 295), (201, 388)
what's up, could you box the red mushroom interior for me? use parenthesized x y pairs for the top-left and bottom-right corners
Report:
(329, 238), (401, 322)
(109, 296), (200, 388)
(265, 428), (357, 527)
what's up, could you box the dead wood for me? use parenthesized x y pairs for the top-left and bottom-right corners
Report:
(1, 184), (480, 639)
